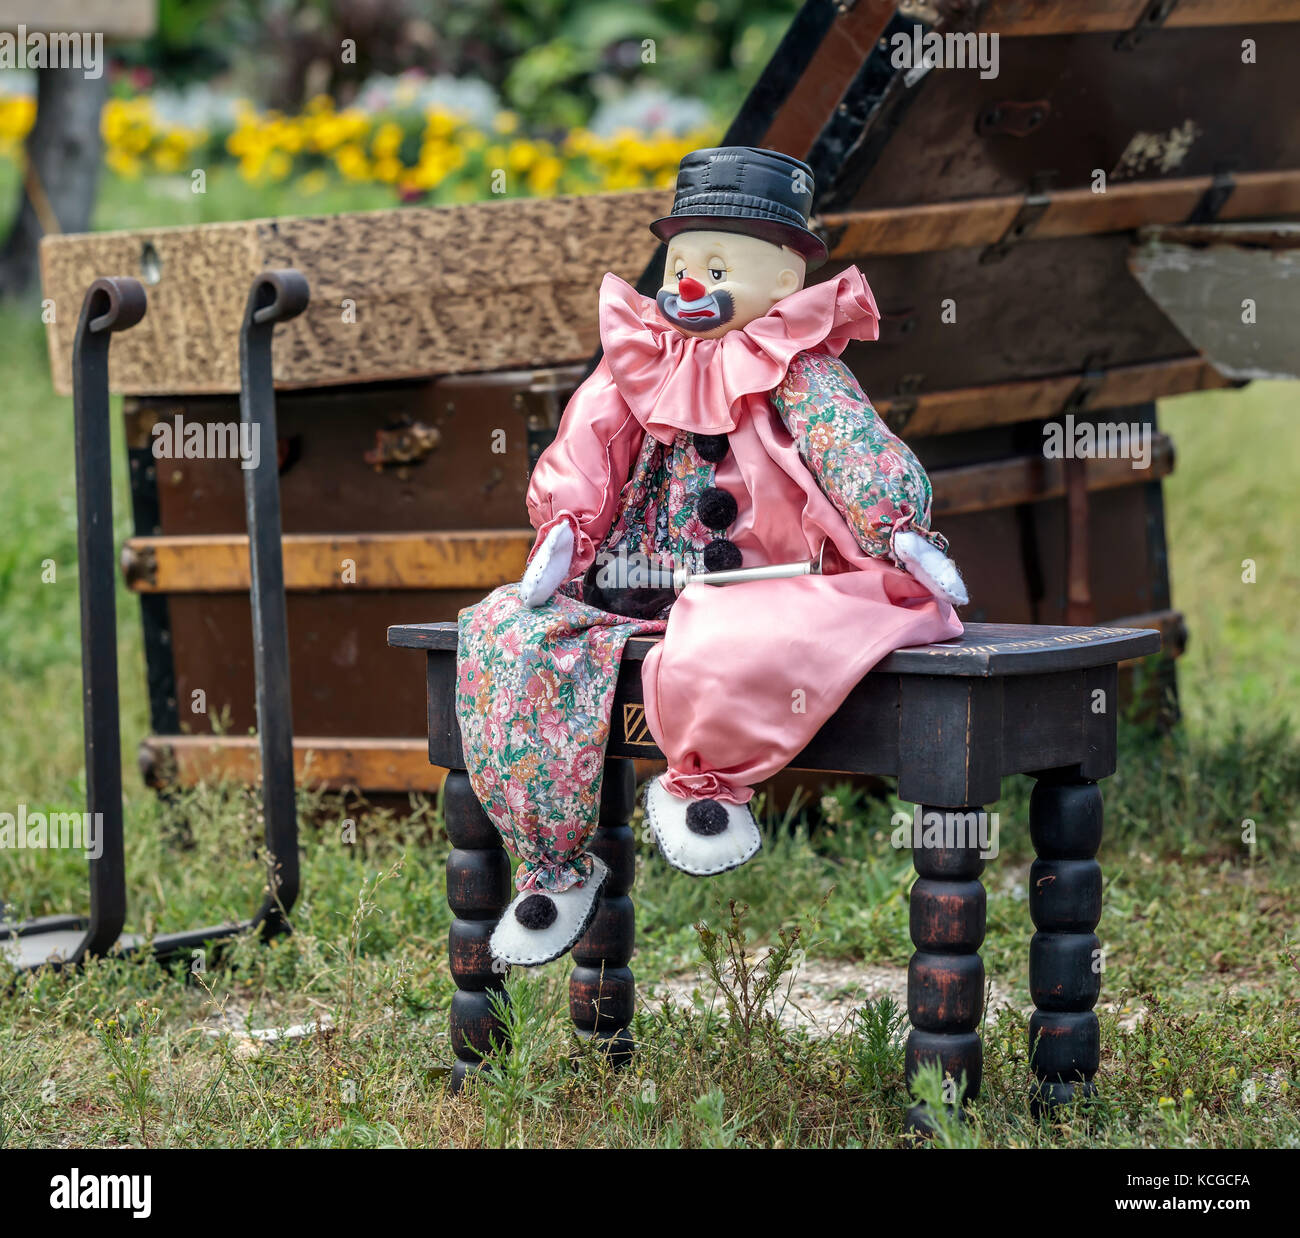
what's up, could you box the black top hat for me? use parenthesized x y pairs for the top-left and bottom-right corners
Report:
(650, 146), (828, 269)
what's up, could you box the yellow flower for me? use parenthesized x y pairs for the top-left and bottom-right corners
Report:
(527, 155), (563, 196)
(425, 108), (460, 140)
(507, 140), (536, 173)
(106, 148), (142, 179)
(372, 154), (403, 184)
(333, 142), (371, 181)
(492, 110), (519, 135)
(371, 121), (404, 159)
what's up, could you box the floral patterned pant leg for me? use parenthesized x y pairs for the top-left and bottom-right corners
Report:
(455, 584), (664, 894)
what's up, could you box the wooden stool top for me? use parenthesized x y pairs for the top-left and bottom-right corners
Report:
(389, 620), (1158, 678)
(388, 620), (1160, 806)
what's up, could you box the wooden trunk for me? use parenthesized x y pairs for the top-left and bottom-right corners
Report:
(42, 0), (1297, 795)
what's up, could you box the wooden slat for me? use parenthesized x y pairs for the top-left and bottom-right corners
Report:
(878, 356), (1232, 437)
(393, 618), (1162, 675)
(121, 529), (534, 594)
(761, 0), (898, 155)
(931, 432), (1174, 517)
(974, 0), (1300, 36)
(1110, 608), (1187, 669)
(0, 0), (155, 36)
(40, 190), (669, 396)
(822, 170), (1300, 258)
(123, 431), (1173, 596)
(139, 735), (444, 793)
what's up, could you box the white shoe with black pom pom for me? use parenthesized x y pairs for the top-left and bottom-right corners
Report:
(489, 856), (609, 967)
(644, 775), (761, 877)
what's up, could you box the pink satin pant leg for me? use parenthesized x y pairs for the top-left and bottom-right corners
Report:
(640, 561), (963, 804)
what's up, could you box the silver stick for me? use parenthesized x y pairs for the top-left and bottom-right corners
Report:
(672, 543), (825, 592)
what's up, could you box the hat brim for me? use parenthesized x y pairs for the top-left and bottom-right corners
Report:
(649, 213), (828, 270)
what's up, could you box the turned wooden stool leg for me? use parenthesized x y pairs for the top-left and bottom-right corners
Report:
(570, 758), (636, 1066)
(904, 809), (987, 1134)
(443, 768), (512, 1092)
(1028, 772), (1103, 1115)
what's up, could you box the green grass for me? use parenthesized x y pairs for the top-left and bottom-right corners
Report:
(0, 174), (1297, 1147)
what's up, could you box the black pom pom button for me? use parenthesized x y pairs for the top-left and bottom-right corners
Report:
(697, 486), (738, 531)
(703, 539), (742, 572)
(515, 893), (558, 930)
(694, 433), (729, 464)
(686, 799), (730, 836)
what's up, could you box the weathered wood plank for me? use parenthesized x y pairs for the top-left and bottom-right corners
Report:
(760, 0), (898, 155)
(879, 357), (1231, 437)
(40, 190), (668, 395)
(974, 0), (1300, 35)
(138, 735), (444, 792)
(824, 170), (1300, 258)
(120, 439), (1172, 596)
(121, 529), (533, 593)
(931, 432), (1173, 517)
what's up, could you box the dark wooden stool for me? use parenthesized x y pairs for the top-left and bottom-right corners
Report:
(387, 620), (1159, 1123)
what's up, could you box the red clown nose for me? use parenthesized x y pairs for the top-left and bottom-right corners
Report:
(676, 276), (707, 302)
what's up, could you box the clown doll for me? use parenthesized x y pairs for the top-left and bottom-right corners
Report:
(454, 147), (967, 967)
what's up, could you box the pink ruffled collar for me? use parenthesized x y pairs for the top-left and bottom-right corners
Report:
(597, 267), (879, 444)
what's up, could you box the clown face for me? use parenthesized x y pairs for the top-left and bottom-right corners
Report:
(657, 230), (807, 339)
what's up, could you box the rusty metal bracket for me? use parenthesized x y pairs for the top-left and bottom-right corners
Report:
(120, 541), (159, 589)
(364, 419), (442, 471)
(1115, 0), (1179, 52)
(1187, 169), (1236, 224)
(980, 191), (1051, 264)
(976, 99), (1050, 139)
(1060, 354), (1109, 417)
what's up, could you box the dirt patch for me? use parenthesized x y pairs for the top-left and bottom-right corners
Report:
(642, 957), (1024, 1037)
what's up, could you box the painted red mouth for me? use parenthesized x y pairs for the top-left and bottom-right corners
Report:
(677, 308), (716, 320)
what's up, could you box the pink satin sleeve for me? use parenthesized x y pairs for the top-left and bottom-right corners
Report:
(525, 358), (643, 580)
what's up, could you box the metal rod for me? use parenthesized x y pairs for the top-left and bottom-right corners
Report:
(72, 278), (147, 961)
(673, 542), (826, 592)
(238, 269), (310, 940)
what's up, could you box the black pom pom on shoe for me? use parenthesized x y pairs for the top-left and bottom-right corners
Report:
(685, 799), (730, 836)
(694, 433), (729, 464)
(515, 893), (558, 930)
(697, 487), (738, 531)
(703, 538), (742, 572)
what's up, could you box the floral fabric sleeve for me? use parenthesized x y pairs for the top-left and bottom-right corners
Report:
(769, 349), (948, 562)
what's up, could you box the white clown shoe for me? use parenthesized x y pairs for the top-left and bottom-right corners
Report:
(489, 856), (609, 967)
(644, 775), (762, 877)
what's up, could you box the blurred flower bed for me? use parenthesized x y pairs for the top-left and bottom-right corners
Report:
(0, 72), (718, 203)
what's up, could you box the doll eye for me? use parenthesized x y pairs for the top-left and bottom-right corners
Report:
(708, 266), (725, 280)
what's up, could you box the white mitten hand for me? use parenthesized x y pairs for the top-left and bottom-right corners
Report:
(519, 522), (575, 608)
(894, 530), (969, 607)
